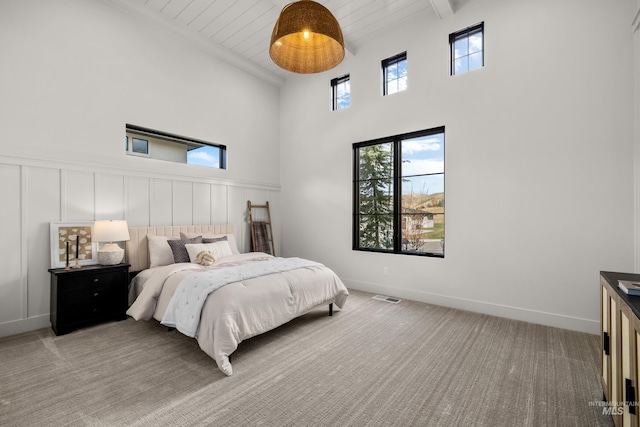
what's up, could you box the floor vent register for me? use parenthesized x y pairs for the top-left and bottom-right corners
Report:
(372, 295), (401, 304)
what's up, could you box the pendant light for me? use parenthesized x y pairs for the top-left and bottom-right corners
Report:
(270, 0), (345, 74)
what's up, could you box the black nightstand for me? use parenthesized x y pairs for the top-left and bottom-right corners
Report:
(48, 264), (130, 335)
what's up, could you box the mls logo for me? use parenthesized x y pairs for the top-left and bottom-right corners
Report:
(603, 406), (624, 416)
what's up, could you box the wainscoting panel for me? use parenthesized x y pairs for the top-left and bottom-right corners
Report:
(26, 166), (62, 318)
(193, 182), (212, 225)
(211, 184), (228, 225)
(0, 164), (22, 323)
(126, 176), (151, 227)
(172, 181), (194, 226)
(228, 186), (245, 252)
(0, 156), (280, 338)
(95, 173), (125, 220)
(150, 179), (173, 226)
(64, 170), (95, 221)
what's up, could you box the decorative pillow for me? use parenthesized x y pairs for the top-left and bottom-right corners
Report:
(148, 235), (180, 268)
(168, 236), (203, 263)
(180, 232), (240, 254)
(203, 235), (227, 244)
(185, 241), (233, 264)
(195, 251), (217, 266)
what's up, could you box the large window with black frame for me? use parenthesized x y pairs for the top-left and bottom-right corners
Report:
(353, 127), (445, 257)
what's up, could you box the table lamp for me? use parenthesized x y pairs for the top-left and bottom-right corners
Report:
(93, 220), (130, 265)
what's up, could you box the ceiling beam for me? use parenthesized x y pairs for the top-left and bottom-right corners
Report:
(429, 0), (454, 20)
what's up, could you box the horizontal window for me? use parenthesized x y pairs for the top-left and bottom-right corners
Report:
(125, 124), (226, 169)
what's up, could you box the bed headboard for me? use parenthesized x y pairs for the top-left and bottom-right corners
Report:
(126, 224), (237, 272)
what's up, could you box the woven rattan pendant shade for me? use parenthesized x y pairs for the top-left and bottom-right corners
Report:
(270, 0), (344, 74)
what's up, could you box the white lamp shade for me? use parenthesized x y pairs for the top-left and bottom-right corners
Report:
(93, 220), (130, 243)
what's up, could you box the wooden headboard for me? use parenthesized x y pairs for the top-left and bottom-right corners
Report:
(126, 224), (236, 272)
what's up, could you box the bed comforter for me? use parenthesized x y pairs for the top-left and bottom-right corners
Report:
(126, 252), (349, 376)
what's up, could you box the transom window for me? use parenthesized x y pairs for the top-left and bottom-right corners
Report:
(353, 127), (445, 257)
(382, 52), (407, 96)
(450, 22), (484, 75)
(125, 124), (226, 169)
(331, 74), (350, 110)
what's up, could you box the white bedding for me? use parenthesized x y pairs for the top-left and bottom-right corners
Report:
(127, 252), (349, 376)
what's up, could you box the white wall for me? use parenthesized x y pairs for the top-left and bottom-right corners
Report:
(0, 0), (281, 337)
(635, 0), (640, 272)
(279, 0), (636, 334)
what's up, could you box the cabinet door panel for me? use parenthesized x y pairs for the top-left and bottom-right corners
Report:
(604, 284), (611, 391)
(612, 296), (620, 421)
(621, 308), (633, 425)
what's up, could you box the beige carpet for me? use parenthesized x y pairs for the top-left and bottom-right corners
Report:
(0, 290), (612, 426)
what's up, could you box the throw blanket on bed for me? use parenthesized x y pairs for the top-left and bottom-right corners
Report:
(162, 257), (322, 337)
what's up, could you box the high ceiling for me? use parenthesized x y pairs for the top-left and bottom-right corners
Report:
(111, 0), (454, 85)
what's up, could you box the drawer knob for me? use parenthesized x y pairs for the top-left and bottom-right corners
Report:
(93, 292), (99, 297)
(93, 278), (99, 282)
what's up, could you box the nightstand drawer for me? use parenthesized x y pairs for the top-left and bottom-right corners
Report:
(58, 292), (121, 324)
(60, 271), (122, 292)
(59, 285), (119, 308)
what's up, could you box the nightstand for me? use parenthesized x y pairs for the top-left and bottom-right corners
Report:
(48, 263), (130, 335)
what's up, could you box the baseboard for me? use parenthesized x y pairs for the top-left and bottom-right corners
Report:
(0, 315), (50, 339)
(0, 285), (599, 338)
(343, 279), (600, 335)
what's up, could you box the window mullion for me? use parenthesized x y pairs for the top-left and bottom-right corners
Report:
(352, 147), (360, 250)
(393, 139), (402, 253)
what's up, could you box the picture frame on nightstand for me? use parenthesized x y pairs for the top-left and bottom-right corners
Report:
(49, 221), (99, 268)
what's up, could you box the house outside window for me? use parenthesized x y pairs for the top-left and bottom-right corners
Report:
(382, 51), (407, 95)
(331, 74), (350, 110)
(353, 127), (445, 257)
(450, 22), (484, 75)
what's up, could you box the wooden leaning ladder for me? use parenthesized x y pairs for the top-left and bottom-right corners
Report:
(247, 200), (275, 256)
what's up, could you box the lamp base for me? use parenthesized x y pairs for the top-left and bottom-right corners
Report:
(98, 243), (124, 265)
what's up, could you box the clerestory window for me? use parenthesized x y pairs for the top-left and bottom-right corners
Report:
(331, 74), (350, 110)
(450, 22), (484, 75)
(382, 52), (407, 96)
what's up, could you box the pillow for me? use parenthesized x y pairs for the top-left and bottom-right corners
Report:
(195, 251), (217, 266)
(203, 235), (227, 244)
(167, 236), (203, 263)
(185, 241), (233, 264)
(148, 235), (180, 268)
(180, 232), (240, 254)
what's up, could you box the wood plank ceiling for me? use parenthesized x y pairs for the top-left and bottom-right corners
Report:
(115, 0), (453, 84)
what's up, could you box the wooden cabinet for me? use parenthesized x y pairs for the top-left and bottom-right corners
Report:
(601, 271), (640, 426)
(49, 264), (129, 335)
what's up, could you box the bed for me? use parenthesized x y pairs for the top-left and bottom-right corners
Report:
(125, 224), (349, 376)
